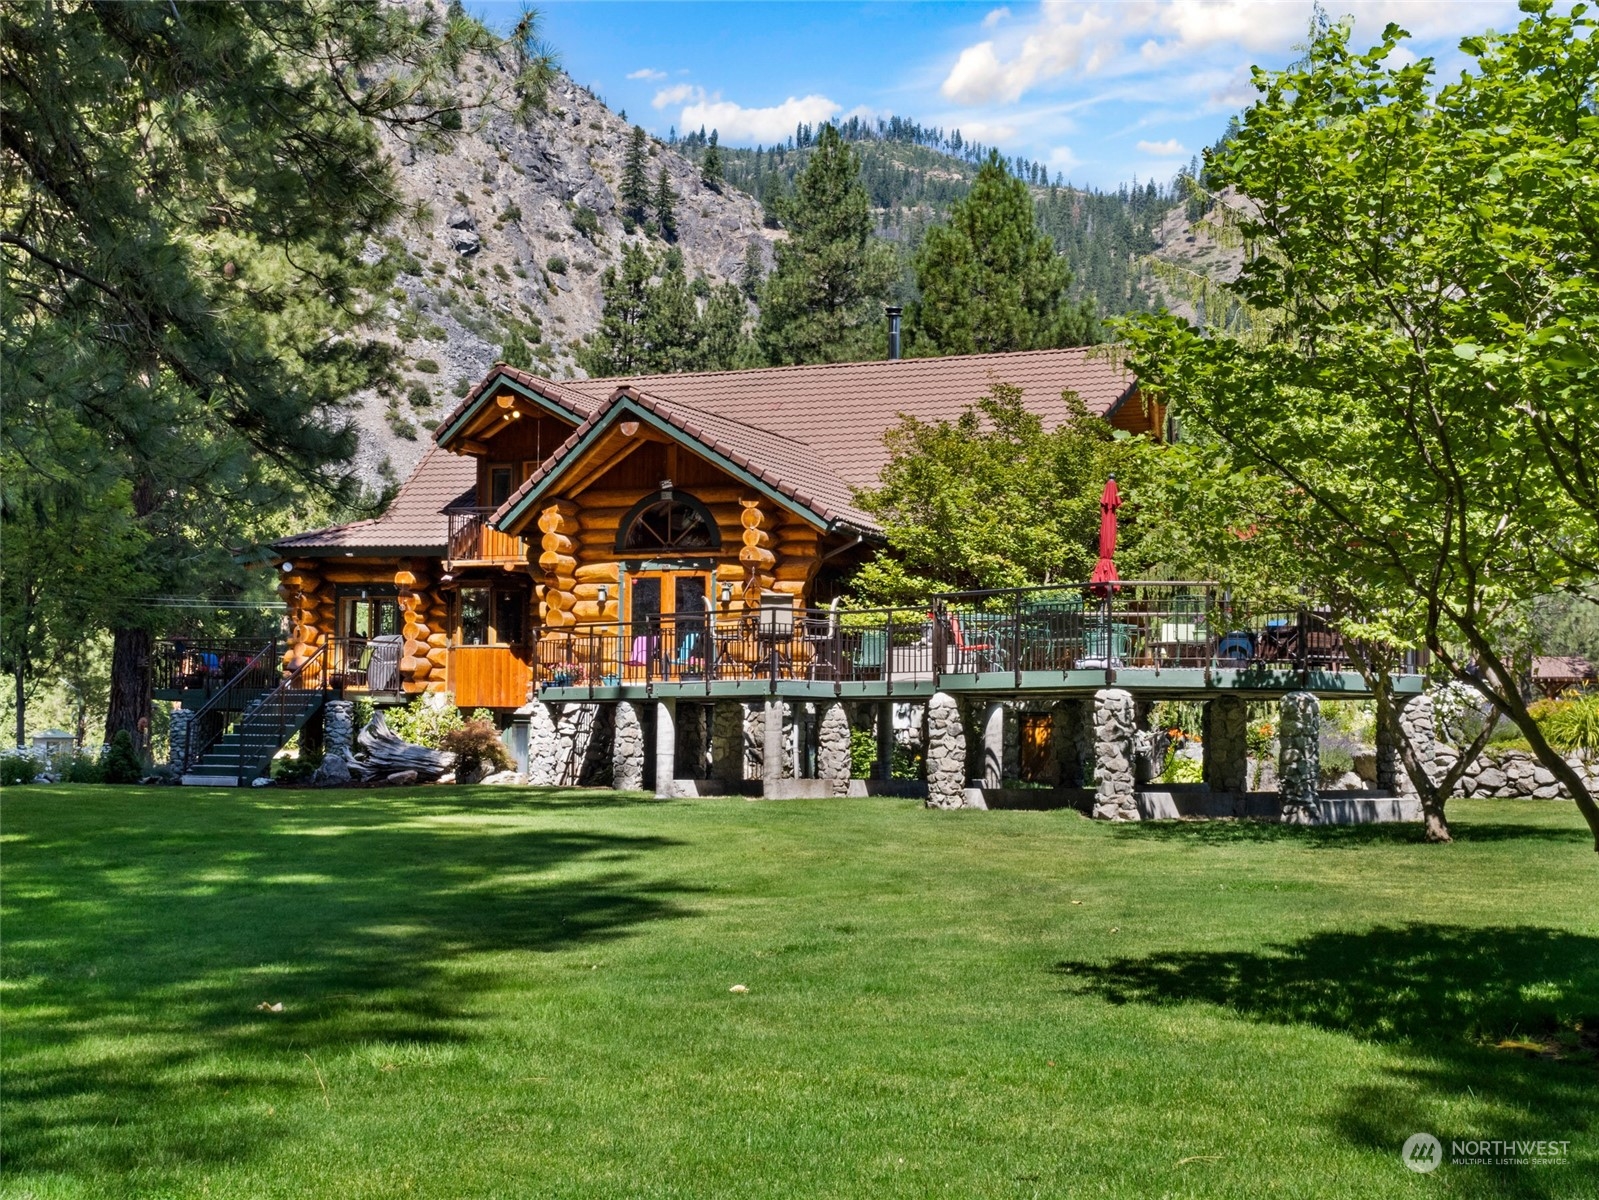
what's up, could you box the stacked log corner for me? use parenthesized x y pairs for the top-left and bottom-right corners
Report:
(536, 501), (582, 629)
(278, 565), (333, 672)
(738, 500), (775, 609)
(397, 559), (446, 694)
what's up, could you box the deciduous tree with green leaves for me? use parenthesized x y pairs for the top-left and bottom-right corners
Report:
(1120, 1), (1599, 849)
(756, 124), (896, 365)
(850, 383), (1135, 604)
(910, 151), (1096, 355)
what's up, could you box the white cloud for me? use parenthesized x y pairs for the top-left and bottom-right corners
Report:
(655, 85), (844, 143)
(940, 1), (1522, 105)
(982, 6), (1011, 29)
(627, 68), (668, 82)
(652, 83), (701, 109)
(1136, 138), (1186, 156)
(1047, 145), (1081, 172)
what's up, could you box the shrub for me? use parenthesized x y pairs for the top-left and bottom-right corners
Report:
(413, 358), (440, 374)
(384, 695), (465, 750)
(501, 202), (522, 222)
(60, 751), (105, 783)
(441, 720), (514, 779)
(849, 728), (877, 779)
(1531, 694), (1599, 759)
(103, 730), (144, 784)
(407, 383), (431, 409)
(452, 377), (472, 397)
(1318, 745), (1356, 784)
(572, 206), (601, 242)
(546, 255), (568, 275)
(1, 754), (39, 787)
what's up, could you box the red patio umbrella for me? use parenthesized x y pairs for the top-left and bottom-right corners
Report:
(1089, 477), (1121, 595)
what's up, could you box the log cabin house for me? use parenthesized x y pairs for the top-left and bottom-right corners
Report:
(267, 346), (1159, 714)
(168, 341), (1426, 816)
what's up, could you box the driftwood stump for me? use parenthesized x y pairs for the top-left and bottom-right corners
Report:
(352, 713), (455, 782)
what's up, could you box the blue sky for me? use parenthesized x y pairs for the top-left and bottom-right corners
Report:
(473, 1), (1523, 190)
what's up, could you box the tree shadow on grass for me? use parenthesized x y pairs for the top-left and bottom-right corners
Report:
(1107, 816), (1590, 848)
(1057, 924), (1599, 1198)
(1, 787), (699, 1185)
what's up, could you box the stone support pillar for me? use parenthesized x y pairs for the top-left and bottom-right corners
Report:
(762, 699), (786, 793)
(925, 692), (968, 809)
(168, 707), (195, 769)
(1202, 697), (1249, 794)
(817, 701), (852, 796)
(520, 701), (561, 786)
(743, 702), (764, 780)
(710, 701), (744, 788)
(322, 699), (355, 759)
(1091, 688), (1138, 821)
(980, 702), (1005, 789)
(613, 701), (646, 792)
(876, 701), (895, 780)
(1278, 691), (1321, 820)
(1384, 694), (1437, 796)
(654, 700), (677, 799)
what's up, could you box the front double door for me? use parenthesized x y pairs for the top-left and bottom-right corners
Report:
(627, 571), (710, 679)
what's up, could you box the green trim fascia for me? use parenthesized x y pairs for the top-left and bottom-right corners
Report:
(436, 371), (583, 449)
(495, 397), (832, 535)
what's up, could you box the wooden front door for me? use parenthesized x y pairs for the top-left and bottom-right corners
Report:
(625, 571), (710, 680)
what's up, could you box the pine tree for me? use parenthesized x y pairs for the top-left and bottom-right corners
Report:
(756, 124), (897, 364)
(653, 166), (678, 241)
(641, 251), (698, 373)
(701, 129), (724, 192)
(621, 125), (651, 226)
(0, 0), (514, 742)
(581, 244), (655, 376)
(910, 151), (1096, 355)
(693, 284), (748, 370)
(741, 240), (765, 301)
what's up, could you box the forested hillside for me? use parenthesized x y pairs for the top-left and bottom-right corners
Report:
(671, 118), (1186, 328)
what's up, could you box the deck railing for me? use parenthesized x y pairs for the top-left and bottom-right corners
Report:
(179, 641), (280, 769)
(446, 507), (526, 566)
(530, 582), (1420, 694)
(153, 638), (277, 694)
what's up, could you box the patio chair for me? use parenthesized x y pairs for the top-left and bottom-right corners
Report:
(949, 613), (1004, 672)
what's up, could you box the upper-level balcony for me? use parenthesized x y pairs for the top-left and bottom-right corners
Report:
(446, 507), (527, 568)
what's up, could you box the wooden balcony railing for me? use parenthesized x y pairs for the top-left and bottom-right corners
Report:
(446, 507), (526, 566)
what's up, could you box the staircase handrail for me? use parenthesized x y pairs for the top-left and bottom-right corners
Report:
(233, 645), (329, 785)
(182, 640), (277, 768)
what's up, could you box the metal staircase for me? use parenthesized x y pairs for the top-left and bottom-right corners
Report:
(181, 647), (328, 786)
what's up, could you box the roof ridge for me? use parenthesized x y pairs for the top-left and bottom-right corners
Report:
(573, 344), (1122, 391)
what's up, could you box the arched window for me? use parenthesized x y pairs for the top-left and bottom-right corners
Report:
(615, 491), (721, 553)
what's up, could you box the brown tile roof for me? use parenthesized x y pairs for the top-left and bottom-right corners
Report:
(494, 388), (880, 535)
(292, 348), (1135, 556)
(1532, 655), (1597, 681)
(270, 447), (477, 555)
(563, 347), (1135, 490)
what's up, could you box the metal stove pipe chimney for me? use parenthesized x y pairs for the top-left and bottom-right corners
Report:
(886, 305), (902, 360)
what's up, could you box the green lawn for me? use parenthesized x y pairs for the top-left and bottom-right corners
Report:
(2, 786), (1595, 1199)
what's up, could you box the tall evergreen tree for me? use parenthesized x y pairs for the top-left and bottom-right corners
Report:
(653, 166), (678, 241)
(581, 244), (655, 376)
(741, 240), (765, 301)
(701, 129), (724, 191)
(621, 125), (651, 226)
(910, 151), (1096, 355)
(641, 250), (698, 373)
(0, 0), (524, 744)
(756, 124), (897, 364)
(694, 283), (748, 371)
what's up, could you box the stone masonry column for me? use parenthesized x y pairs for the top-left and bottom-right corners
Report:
(1091, 688), (1138, 821)
(322, 699), (355, 759)
(168, 707), (195, 770)
(710, 701), (744, 789)
(761, 699), (786, 795)
(521, 701), (560, 786)
(981, 702), (1005, 789)
(876, 701), (895, 780)
(925, 691), (968, 809)
(654, 700), (677, 799)
(1278, 691), (1321, 821)
(613, 701), (646, 792)
(817, 701), (852, 796)
(1202, 697), (1249, 795)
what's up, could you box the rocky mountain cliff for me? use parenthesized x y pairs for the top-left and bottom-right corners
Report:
(359, 63), (771, 482)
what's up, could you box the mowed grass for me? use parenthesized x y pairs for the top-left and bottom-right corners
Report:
(2, 787), (1595, 1200)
